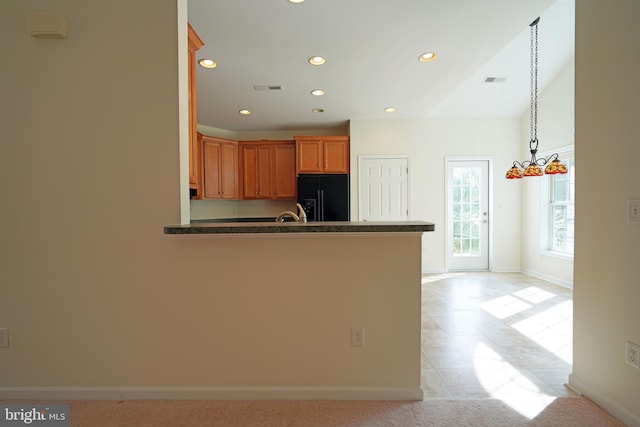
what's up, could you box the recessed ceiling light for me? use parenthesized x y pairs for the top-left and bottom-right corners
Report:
(308, 56), (326, 66)
(311, 89), (325, 96)
(288, 0), (304, 3)
(312, 108), (324, 113)
(418, 52), (437, 62)
(198, 58), (217, 68)
(239, 109), (251, 115)
(384, 107), (396, 113)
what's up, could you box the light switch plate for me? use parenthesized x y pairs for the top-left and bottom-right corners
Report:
(628, 199), (640, 223)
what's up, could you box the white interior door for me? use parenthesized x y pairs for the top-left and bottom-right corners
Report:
(447, 160), (490, 270)
(359, 156), (409, 221)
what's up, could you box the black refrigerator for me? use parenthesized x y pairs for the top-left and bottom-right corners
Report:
(297, 174), (350, 221)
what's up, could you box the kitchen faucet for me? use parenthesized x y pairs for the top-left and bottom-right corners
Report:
(296, 203), (307, 222)
(275, 203), (308, 223)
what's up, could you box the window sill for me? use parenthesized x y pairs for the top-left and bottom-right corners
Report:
(540, 250), (574, 261)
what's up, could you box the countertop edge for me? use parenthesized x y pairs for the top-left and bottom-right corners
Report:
(163, 221), (435, 235)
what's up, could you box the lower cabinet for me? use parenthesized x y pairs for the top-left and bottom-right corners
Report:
(240, 141), (296, 200)
(202, 136), (239, 200)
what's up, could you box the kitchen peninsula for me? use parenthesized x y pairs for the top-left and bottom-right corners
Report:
(164, 220), (434, 234)
(163, 220), (434, 400)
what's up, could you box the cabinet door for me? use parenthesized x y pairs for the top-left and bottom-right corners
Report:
(273, 144), (296, 199)
(296, 140), (323, 173)
(256, 145), (274, 198)
(242, 146), (259, 199)
(202, 140), (222, 199)
(220, 143), (238, 199)
(324, 139), (349, 173)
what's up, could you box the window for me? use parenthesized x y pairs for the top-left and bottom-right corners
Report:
(549, 156), (575, 254)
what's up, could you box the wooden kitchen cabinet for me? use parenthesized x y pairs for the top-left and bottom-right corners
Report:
(295, 136), (350, 173)
(240, 141), (296, 199)
(188, 24), (204, 195)
(272, 144), (297, 198)
(202, 135), (239, 200)
(241, 144), (273, 199)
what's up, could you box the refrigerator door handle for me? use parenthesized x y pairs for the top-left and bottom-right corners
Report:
(319, 190), (324, 221)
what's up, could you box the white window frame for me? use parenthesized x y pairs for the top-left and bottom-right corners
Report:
(540, 146), (574, 257)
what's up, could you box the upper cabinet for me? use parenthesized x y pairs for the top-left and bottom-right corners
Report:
(240, 141), (296, 200)
(295, 136), (350, 174)
(201, 135), (239, 200)
(188, 24), (204, 194)
(272, 143), (297, 199)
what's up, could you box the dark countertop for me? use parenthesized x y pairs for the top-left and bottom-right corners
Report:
(190, 217), (281, 223)
(164, 221), (435, 235)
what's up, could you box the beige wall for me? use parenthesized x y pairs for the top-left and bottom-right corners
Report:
(570, 0), (640, 424)
(521, 59), (575, 287)
(0, 0), (422, 399)
(349, 118), (522, 273)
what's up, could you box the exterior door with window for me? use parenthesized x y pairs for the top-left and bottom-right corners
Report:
(447, 160), (490, 270)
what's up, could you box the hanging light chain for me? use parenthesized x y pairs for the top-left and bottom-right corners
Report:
(530, 19), (539, 149)
(533, 20), (539, 142)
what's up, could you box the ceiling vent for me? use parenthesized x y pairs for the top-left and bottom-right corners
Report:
(483, 76), (507, 83)
(253, 85), (283, 91)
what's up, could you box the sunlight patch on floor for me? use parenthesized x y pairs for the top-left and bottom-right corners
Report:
(473, 342), (557, 419)
(513, 286), (556, 304)
(481, 295), (532, 319)
(479, 286), (572, 364)
(512, 300), (573, 364)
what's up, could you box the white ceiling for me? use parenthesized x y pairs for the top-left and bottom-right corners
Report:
(188, 0), (574, 132)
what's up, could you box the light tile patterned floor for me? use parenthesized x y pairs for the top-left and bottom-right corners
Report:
(421, 272), (575, 399)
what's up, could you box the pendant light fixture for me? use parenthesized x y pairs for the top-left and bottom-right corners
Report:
(506, 17), (568, 179)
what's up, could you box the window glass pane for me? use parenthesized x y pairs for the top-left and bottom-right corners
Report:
(549, 155), (575, 254)
(462, 222), (470, 238)
(471, 202), (480, 221)
(461, 239), (470, 254)
(553, 176), (568, 202)
(453, 221), (461, 238)
(471, 239), (480, 254)
(453, 186), (460, 202)
(461, 204), (470, 221)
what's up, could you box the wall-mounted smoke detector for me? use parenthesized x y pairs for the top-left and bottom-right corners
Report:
(484, 76), (507, 83)
(253, 85), (283, 91)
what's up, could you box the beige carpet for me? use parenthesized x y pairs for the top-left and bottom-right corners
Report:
(5, 397), (626, 426)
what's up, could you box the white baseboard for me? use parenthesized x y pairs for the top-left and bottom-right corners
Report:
(568, 374), (640, 427)
(0, 386), (423, 401)
(489, 267), (521, 273)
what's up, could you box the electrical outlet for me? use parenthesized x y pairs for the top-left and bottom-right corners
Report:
(0, 328), (9, 348)
(629, 200), (640, 223)
(626, 341), (640, 368)
(351, 326), (364, 347)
